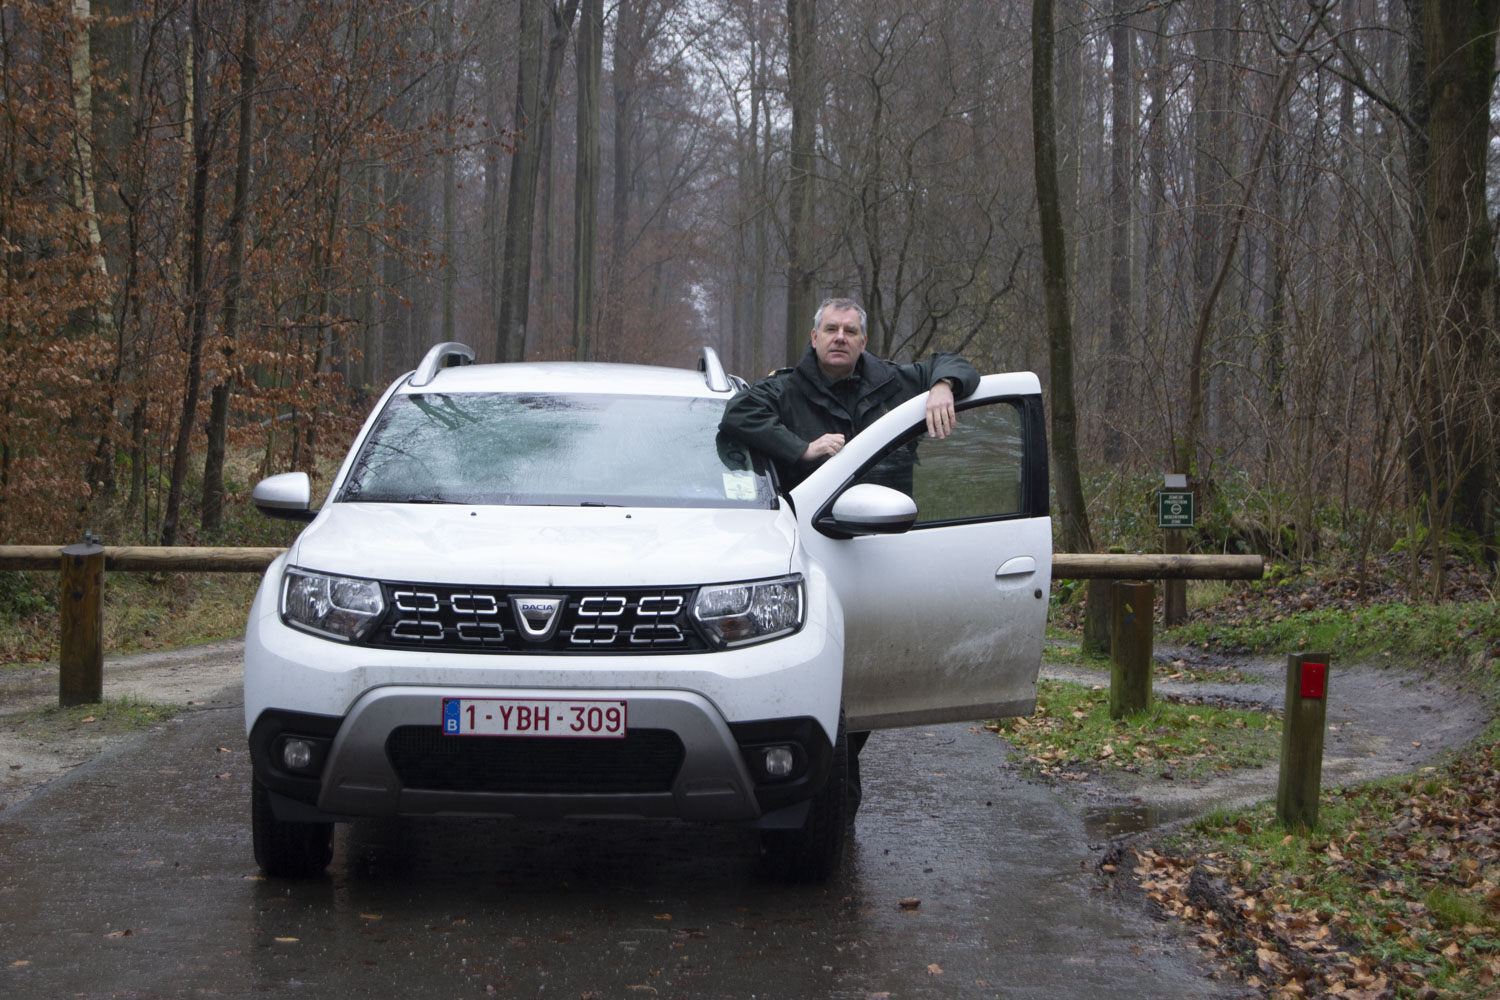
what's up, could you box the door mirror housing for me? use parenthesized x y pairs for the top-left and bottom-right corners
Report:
(818, 483), (918, 537)
(253, 472), (316, 523)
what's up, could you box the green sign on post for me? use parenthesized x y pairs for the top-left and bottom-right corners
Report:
(1158, 490), (1194, 529)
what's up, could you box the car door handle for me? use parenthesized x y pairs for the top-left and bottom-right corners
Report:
(995, 556), (1036, 578)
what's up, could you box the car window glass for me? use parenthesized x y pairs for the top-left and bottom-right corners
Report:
(339, 392), (776, 508)
(861, 401), (1026, 526)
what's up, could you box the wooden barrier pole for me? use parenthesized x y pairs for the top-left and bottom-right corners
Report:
(1109, 580), (1154, 719)
(1277, 652), (1330, 830)
(0, 545), (286, 572)
(59, 537), (105, 706)
(1051, 552), (1263, 580)
(4, 547), (1264, 579)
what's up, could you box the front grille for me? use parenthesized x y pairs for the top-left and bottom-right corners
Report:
(365, 583), (709, 654)
(386, 726), (685, 794)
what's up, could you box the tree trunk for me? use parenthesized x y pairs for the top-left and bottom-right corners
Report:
(70, 0), (121, 513)
(161, 0), (209, 546)
(1104, 0), (1132, 461)
(496, 0), (579, 363)
(784, 0), (817, 367)
(439, 0), (459, 342)
(1032, 0), (1093, 554)
(482, 25), (504, 362)
(202, 0), (262, 536)
(605, 0), (638, 357)
(751, 26), (771, 377)
(67, 0), (110, 288)
(1411, 0), (1500, 572)
(572, 0), (602, 360)
(1182, 0), (1230, 477)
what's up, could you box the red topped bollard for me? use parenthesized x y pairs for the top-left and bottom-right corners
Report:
(1276, 652), (1330, 830)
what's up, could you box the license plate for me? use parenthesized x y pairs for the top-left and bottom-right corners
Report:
(442, 698), (627, 738)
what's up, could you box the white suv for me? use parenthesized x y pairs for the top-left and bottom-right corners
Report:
(243, 342), (1052, 879)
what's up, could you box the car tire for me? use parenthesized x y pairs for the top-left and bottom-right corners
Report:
(762, 710), (848, 881)
(252, 777), (333, 877)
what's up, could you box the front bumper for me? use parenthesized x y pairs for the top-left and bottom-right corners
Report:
(249, 688), (834, 826)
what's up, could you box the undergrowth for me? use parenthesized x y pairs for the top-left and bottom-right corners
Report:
(0, 446), (323, 667)
(1142, 734), (1500, 998)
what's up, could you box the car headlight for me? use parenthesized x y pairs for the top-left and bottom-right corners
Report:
(693, 575), (803, 648)
(281, 568), (385, 641)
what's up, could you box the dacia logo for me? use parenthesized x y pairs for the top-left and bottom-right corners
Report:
(513, 596), (565, 641)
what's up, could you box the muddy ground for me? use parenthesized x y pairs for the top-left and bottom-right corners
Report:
(0, 642), (245, 810)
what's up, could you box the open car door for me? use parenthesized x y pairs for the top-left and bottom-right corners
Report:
(789, 373), (1052, 731)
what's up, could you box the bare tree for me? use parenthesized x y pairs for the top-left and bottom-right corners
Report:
(161, 0), (211, 546)
(573, 0), (603, 359)
(784, 0), (816, 367)
(1405, 0), (1500, 576)
(1104, 0), (1132, 460)
(1032, 0), (1092, 554)
(201, 0), (263, 535)
(497, 0), (579, 362)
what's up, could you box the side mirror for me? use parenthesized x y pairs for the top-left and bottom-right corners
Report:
(253, 472), (316, 523)
(818, 483), (918, 537)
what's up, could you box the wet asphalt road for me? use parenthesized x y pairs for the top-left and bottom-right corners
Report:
(0, 687), (1249, 999)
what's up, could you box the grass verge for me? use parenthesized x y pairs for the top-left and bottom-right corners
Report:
(996, 678), (1280, 781)
(9, 696), (185, 738)
(1167, 599), (1499, 672)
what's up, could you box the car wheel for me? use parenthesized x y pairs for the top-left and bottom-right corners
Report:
(762, 709), (848, 881)
(252, 776), (333, 877)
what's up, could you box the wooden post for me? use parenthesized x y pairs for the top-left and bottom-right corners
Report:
(1083, 547), (1125, 656)
(1084, 579), (1112, 654)
(1109, 580), (1153, 719)
(1277, 652), (1330, 830)
(1163, 528), (1187, 625)
(60, 536), (105, 706)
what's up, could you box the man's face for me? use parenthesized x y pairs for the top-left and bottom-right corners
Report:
(810, 306), (867, 379)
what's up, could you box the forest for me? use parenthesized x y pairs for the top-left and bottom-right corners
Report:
(0, 0), (1495, 588)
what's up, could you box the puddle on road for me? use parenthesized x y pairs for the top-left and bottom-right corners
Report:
(1082, 800), (1205, 840)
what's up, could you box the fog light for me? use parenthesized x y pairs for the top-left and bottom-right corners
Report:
(763, 746), (795, 778)
(281, 738), (315, 771)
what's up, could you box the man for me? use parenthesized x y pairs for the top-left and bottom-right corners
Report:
(719, 297), (980, 492)
(719, 298), (980, 814)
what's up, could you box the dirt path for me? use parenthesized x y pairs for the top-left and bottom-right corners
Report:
(0, 641), (244, 810)
(1040, 644), (1490, 819)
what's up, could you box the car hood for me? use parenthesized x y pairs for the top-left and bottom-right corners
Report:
(286, 503), (797, 587)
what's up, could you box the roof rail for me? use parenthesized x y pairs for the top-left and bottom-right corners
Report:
(698, 346), (733, 393)
(410, 342), (475, 387)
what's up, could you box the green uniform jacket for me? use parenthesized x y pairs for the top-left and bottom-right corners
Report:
(719, 346), (980, 491)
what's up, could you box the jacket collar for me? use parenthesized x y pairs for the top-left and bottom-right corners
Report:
(793, 346), (897, 397)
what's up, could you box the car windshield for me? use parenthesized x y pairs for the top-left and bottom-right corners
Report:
(338, 392), (775, 508)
